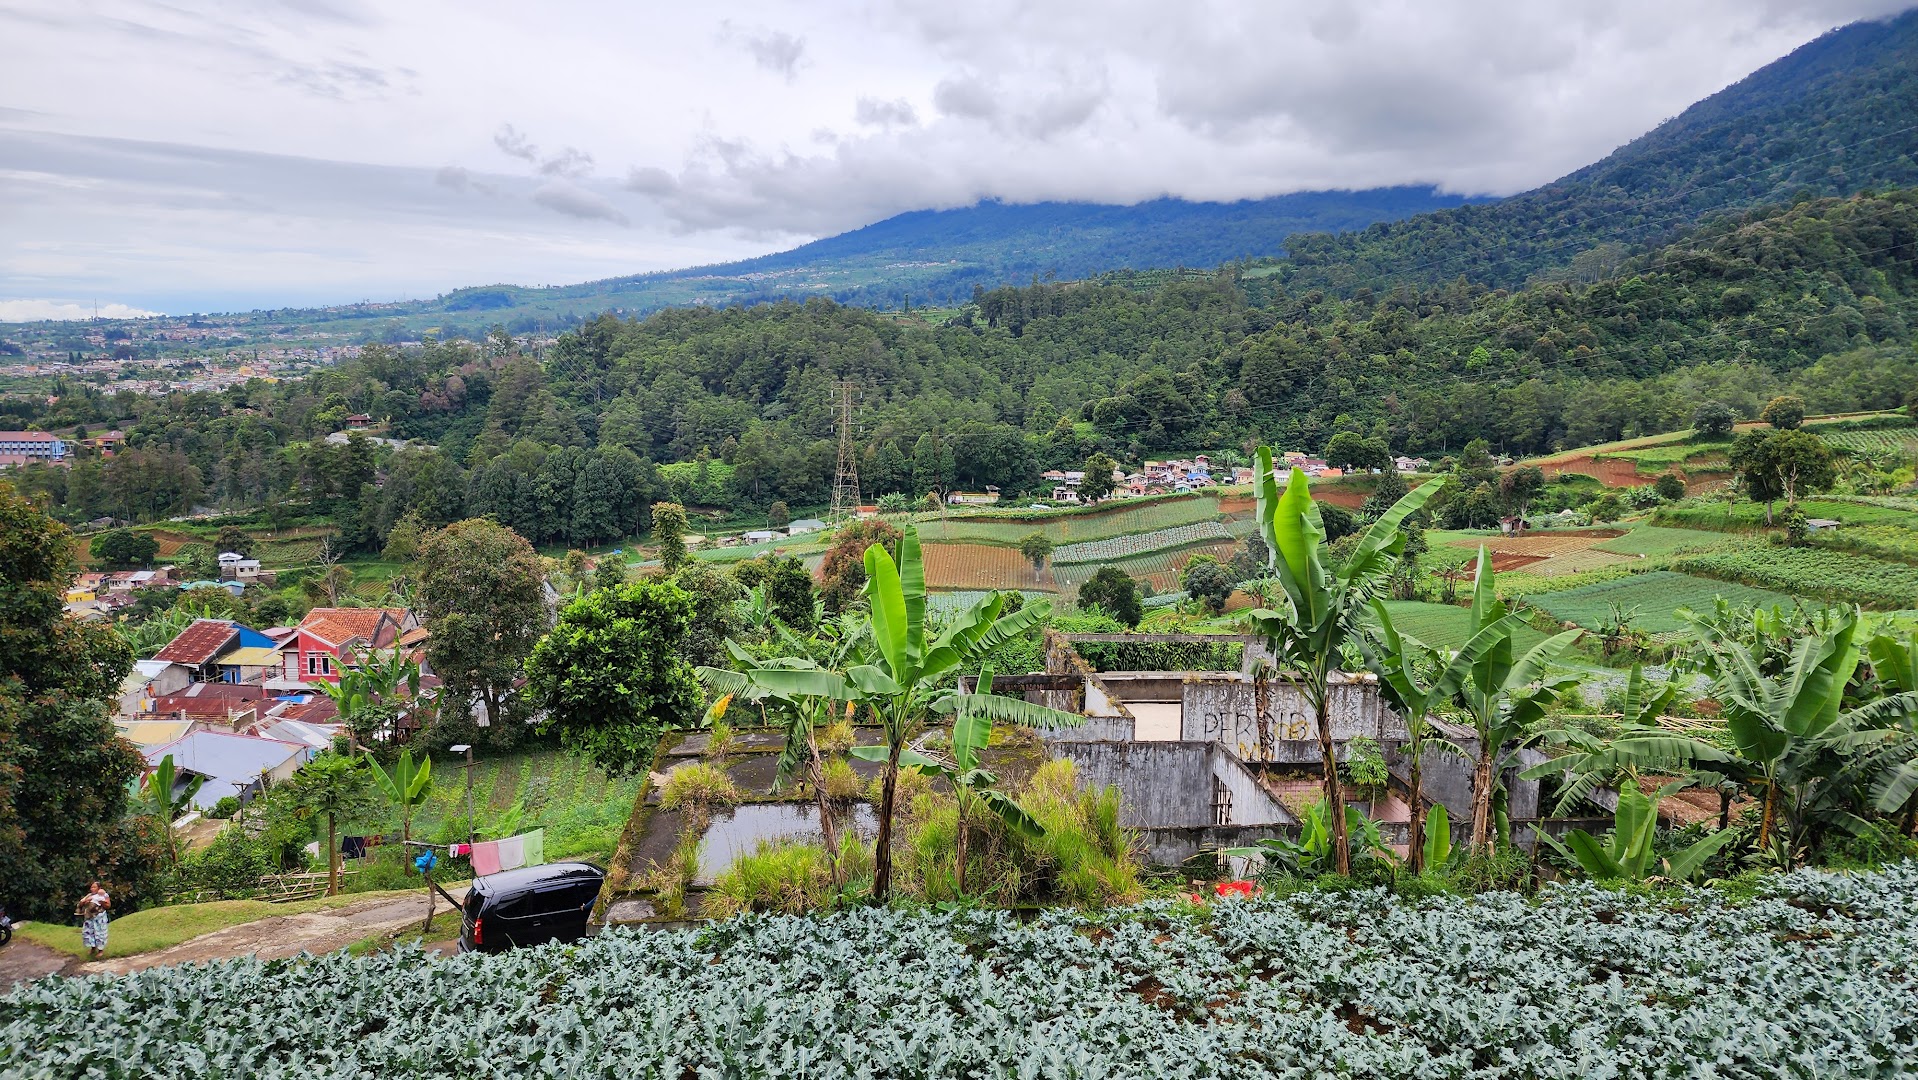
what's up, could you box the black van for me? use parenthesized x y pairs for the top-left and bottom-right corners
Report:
(459, 862), (605, 953)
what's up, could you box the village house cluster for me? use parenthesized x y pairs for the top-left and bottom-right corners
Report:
(117, 607), (431, 813)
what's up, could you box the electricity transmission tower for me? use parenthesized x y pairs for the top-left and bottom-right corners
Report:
(829, 381), (862, 525)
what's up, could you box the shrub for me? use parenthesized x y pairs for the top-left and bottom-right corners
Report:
(659, 763), (739, 816)
(817, 720), (855, 756)
(206, 796), (242, 820)
(818, 757), (863, 804)
(706, 833), (872, 918)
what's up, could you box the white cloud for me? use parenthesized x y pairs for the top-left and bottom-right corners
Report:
(0, 0), (1911, 311)
(0, 299), (162, 322)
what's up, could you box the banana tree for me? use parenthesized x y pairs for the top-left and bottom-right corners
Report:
(1537, 780), (1741, 883)
(1360, 597), (1522, 871)
(1858, 632), (1918, 828)
(317, 647), (421, 746)
(1522, 663), (1729, 817)
(364, 748), (432, 848)
(1244, 448), (1445, 873)
(1226, 797), (1398, 878)
(1446, 549), (1582, 853)
(715, 525), (1072, 900)
(139, 754), (204, 864)
(698, 639), (867, 892)
(851, 667), (1075, 895)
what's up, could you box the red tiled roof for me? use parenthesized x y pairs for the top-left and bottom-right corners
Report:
(152, 619), (238, 665)
(298, 607), (408, 648)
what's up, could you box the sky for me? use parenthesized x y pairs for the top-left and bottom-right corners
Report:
(2, 0), (1913, 319)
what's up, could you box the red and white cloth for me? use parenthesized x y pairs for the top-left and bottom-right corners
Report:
(450, 829), (545, 876)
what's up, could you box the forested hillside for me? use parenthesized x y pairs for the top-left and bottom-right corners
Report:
(156, 188), (1478, 343)
(11, 188), (1916, 550)
(1279, 9), (1918, 293)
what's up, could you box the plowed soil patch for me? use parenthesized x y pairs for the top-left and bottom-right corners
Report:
(923, 544), (1056, 591)
(1315, 487), (1367, 509)
(1541, 456), (1647, 487)
(1449, 530), (1622, 557)
(1490, 553), (1547, 572)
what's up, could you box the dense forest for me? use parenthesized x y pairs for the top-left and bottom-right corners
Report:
(8, 187), (1916, 554)
(1280, 10), (1918, 293)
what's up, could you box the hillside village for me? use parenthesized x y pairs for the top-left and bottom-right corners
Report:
(6, 6), (1918, 1077)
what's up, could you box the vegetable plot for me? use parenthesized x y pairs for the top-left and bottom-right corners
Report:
(7, 866), (1917, 1078)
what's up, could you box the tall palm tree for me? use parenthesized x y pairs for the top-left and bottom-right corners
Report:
(1244, 448), (1444, 872)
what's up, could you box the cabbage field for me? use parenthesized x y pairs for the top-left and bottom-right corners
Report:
(7, 866), (1916, 1078)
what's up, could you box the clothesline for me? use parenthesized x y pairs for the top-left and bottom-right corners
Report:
(446, 829), (546, 876)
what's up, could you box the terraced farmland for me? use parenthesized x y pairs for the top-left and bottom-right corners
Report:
(1816, 424), (1918, 456)
(1052, 521), (1238, 564)
(1674, 544), (1918, 609)
(1527, 571), (1801, 635)
(1520, 548), (1639, 576)
(1052, 540), (1240, 598)
(922, 543), (1055, 591)
(1592, 524), (1734, 558)
(1448, 530), (1622, 557)
(914, 494), (1222, 545)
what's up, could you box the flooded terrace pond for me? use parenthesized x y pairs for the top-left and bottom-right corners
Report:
(695, 803), (879, 882)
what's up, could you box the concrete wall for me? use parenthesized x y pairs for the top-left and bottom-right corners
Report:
(1051, 741), (1215, 828)
(1048, 740), (1293, 833)
(1180, 674), (1406, 762)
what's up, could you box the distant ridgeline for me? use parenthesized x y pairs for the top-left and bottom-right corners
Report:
(343, 187), (1487, 338)
(1277, 9), (1918, 293)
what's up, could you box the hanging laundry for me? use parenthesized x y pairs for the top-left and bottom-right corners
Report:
(520, 829), (545, 868)
(469, 840), (502, 876)
(495, 834), (525, 872)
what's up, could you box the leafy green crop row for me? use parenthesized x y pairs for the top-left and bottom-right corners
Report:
(1526, 570), (1800, 634)
(1674, 544), (1918, 608)
(7, 866), (1916, 1078)
(1052, 520), (1237, 564)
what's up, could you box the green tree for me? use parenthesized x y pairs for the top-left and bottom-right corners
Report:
(1180, 553), (1234, 614)
(1245, 451), (1443, 872)
(215, 526), (254, 558)
(767, 500), (790, 529)
(1692, 400), (1737, 439)
(651, 501), (690, 573)
(1325, 432), (1391, 473)
(1588, 493), (1624, 523)
(1498, 465), (1545, 517)
(1077, 566), (1143, 626)
(817, 518), (901, 614)
(1760, 394), (1806, 430)
(1, 481), (155, 920)
(526, 579), (702, 775)
(418, 519), (547, 731)
(90, 528), (157, 568)
(1766, 430), (1836, 512)
(1653, 473), (1687, 501)
(282, 753), (378, 896)
(1078, 452), (1119, 503)
(1018, 532), (1054, 583)
(762, 555), (818, 630)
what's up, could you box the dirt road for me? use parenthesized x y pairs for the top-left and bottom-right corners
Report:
(2, 888), (467, 989)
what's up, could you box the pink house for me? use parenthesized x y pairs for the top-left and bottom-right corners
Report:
(284, 607), (417, 684)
